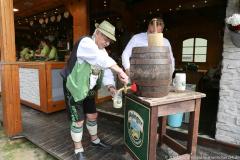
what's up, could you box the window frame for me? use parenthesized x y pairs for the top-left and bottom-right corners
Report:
(182, 37), (208, 63)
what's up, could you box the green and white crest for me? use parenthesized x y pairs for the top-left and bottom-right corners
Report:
(128, 110), (144, 147)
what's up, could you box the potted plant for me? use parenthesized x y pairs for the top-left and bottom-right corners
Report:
(226, 13), (240, 47)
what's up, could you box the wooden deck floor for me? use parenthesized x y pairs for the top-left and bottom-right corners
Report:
(0, 101), (239, 160)
(20, 105), (129, 160)
(0, 103), (171, 160)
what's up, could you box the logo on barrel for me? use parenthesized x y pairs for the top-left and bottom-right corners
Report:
(128, 110), (144, 147)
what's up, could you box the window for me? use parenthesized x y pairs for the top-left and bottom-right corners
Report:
(182, 38), (207, 63)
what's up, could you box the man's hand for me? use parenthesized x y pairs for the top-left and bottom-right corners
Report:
(108, 85), (117, 97)
(118, 70), (129, 85)
(109, 64), (129, 85)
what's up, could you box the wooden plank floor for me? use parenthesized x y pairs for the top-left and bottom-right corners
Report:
(20, 105), (130, 160)
(19, 105), (176, 160)
(20, 104), (176, 160)
(0, 101), (239, 160)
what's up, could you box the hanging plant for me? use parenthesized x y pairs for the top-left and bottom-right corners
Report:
(29, 21), (34, 26)
(64, 11), (69, 18)
(226, 13), (240, 32)
(45, 17), (49, 24)
(226, 13), (240, 47)
(50, 16), (56, 22)
(39, 18), (44, 24)
(57, 14), (62, 22)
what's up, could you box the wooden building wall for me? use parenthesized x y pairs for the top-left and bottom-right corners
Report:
(166, 8), (224, 70)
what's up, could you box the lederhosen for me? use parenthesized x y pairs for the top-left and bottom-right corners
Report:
(61, 37), (101, 122)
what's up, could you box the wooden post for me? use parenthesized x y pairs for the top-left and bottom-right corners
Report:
(187, 99), (201, 158)
(0, 0), (22, 136)
(64, 0), (89, 43)
(149, 107), (158, 160)
(158, 116), (167, 146)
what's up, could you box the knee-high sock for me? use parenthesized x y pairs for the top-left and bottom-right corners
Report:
(86, 119), (97, 137)
(70, 122), (83, 143)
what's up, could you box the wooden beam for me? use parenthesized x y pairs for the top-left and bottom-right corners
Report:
(166, 128), (240, 155)
(148, 107), (158, 160)
(14, 0), (63, 17)
(132, 0), (227, 15)
(158, 100), (195, 116)
(64, 0), (89, 43)
(158, 116), (167, 146)
(0, 0), (22, 136)
(163, 134), (187, 155)
(187, 99), (201, 158)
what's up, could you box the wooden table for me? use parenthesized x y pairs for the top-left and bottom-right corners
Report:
(124, 90), (206, 160)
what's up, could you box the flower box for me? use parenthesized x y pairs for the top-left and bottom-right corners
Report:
(229, 30), (240, 47)
(226, 13), (240, 47)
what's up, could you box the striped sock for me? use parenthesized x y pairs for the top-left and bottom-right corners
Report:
(92, 137), (100, 144)
(86, 119), (97, 136)
(75, 147), (84, 154)
(71, 122), (83, 142)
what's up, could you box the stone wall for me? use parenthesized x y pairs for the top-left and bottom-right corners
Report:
(215, 0), (240, 145)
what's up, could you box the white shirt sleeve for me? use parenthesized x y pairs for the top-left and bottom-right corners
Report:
(77, 37), (116, 69)
(102, 69), (116, 87)
(164, 38), (175, 74)
(122, 36), (136, 70)
(122, 33), (149, 70)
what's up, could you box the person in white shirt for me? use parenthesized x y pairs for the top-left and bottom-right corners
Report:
(122, 17), (175, 76)
(61, 20), (128, 160)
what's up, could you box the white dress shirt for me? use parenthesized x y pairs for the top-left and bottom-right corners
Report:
(76, 37), (116, 87)
(122, 32), (175, 73)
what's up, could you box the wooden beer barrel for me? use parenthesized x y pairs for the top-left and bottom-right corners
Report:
(130, 46), (172, 98)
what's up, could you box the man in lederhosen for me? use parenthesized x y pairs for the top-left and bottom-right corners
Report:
(61, 20), (128, 160)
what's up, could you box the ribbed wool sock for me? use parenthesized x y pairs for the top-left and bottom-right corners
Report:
(86, 119), (98, 136)
(92, 137), (100, 144)
(75, 147), (84, 154)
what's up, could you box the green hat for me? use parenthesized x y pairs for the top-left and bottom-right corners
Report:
(95, 20), (116, 41)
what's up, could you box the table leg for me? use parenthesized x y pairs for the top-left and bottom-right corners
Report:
(148, 107), (158, 160)
(158, 116), (167, 147)
(187, 98), (201, 158)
